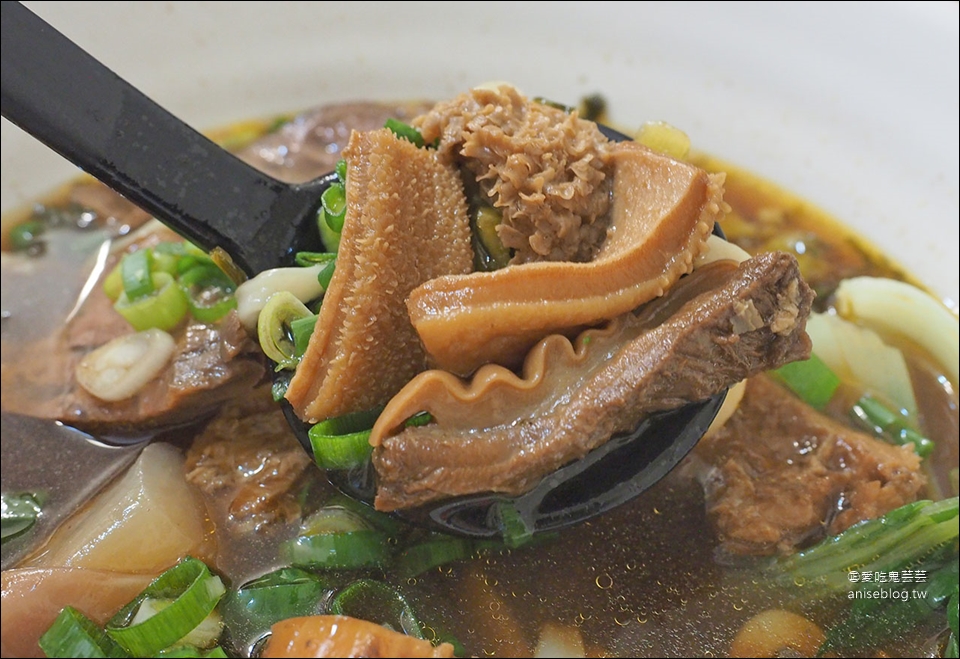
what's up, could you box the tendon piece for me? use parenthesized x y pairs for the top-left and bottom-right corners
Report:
(407, 141), (724, 376)
(285, 129), (473, 423)
(373, 252), (815, 511)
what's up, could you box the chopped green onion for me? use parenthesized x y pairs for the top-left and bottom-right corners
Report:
(121, 249), (155, 301)
(321, 184), (346, 233)
(321, 493), (404, 538)
(335, 158), (348, 182)
(771, 352), (840, 410)
(317, 260), (336, 290)
(852, 394), (935, 458)
(384, 118), (425, 148)
(39, 606), (128, 658)
(397, 534), (473, 577)
(114, 272), (189, 332)
(257, 292), (312, 370)
(291, 315), (318, 357)
(271, 371), (292, 402)
(532, 97), (575, 113)
(472, 206), (511, 271)
(103, 262), (124, 302)
(330, 579), (424, 638)
(151, 242), (188, 277)
(178, 265), (237, 324)
(294, 251), (336, 267)
(1, 491), (43, 543)
(284, 530), (390, 569)
(106, 557), (225, 658)
(496, 501), (533, 548)
(308, 407), (382, 470)
(8, 219), (46, 252)
(299, 506), (374, 536)
(219, 568), (328, 644)
(404, 411), (434, 428)
(317, 209), (341, 253)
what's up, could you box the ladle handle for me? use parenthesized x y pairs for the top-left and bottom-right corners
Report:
(0, 1), (324, 275)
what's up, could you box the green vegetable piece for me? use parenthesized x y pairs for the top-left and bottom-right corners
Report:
(335, 158), (348, 182)
(113, 272), (189, 332)
(257, 291), (312, 370)
(8, 219), (46, 251)
(178, 264), (237, 324)
(496, 501), (533, 548)
(330, 579), (424, 638)
(308, 407), (381, 470)
(317, 260), (336, 290)
(852, 394), (935, 458)
(291, 315), (318, 358)
(321, 184), (346, 233)
(39, 606), (129, 658)
(120, 249), (155, 301)
(384, 118), (425, 148)
(317, 209), (341, 253)
(106, 557), (225, 658)
(284, 530), (390, 569)
(1, 491), (43, 543)
(294, 251), (336, 267)
(397, 534), (473, 578)
(771, 352), (840, 410)
(219, 568), (328, 642)
(472, 206), (511, 271)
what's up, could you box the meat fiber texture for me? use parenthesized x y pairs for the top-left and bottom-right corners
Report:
(372, 252), (815, 511)
(694, 374), (926, 556)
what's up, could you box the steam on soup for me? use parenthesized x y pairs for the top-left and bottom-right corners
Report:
(1, 88), (957, 659)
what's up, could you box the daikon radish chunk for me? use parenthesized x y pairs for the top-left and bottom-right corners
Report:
(26, 443), (211, 574)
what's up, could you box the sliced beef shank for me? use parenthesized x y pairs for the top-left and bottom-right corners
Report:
(372, 251), (815, 511)
(693, 374), (927, 556)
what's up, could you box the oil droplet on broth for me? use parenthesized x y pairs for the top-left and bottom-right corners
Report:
(596, 573), (614, 589)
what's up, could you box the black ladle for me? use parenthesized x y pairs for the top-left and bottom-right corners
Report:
(1, 0), (723, 538)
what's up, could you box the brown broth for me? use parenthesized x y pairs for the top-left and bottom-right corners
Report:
(1, 108), (956, 659)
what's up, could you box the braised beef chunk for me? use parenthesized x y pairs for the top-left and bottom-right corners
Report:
(1, 225), (265, 433)
(693, 375), (927, 556)
(236, 101), (434, 184)
(372, 251), (815, 511)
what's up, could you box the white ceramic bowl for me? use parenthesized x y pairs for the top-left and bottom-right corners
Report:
(3, 1), (957, 299)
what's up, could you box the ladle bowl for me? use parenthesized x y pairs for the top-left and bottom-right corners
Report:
(1, 0), (723, 538)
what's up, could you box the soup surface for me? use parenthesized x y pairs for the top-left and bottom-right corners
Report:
(1, 98), (957, 659)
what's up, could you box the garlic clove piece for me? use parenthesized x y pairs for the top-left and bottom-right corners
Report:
(75, 328), (176, 402)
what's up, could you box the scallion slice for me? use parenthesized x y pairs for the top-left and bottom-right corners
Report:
(284, 529), (389, 569)
(178, 264), (237, 324)
(397, 534), (473, 577)
(330, 579), (424, 638)
(771, 352), (840, 410)
(335, 158), (348, 182)
(294, 251), (336, 267)
(114, 272), (189, 332)
(106, 557), (225, 658)
(291, 315), (318, 358)
(317, 260), (336, 290)
(384, 118), (425, 148)
(321, 184), (346, 233)
(39, 606), (128, 659)
(308, 407), (382, 470)
(257, 292), (312, 370)
(121, 249), (155, 301)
